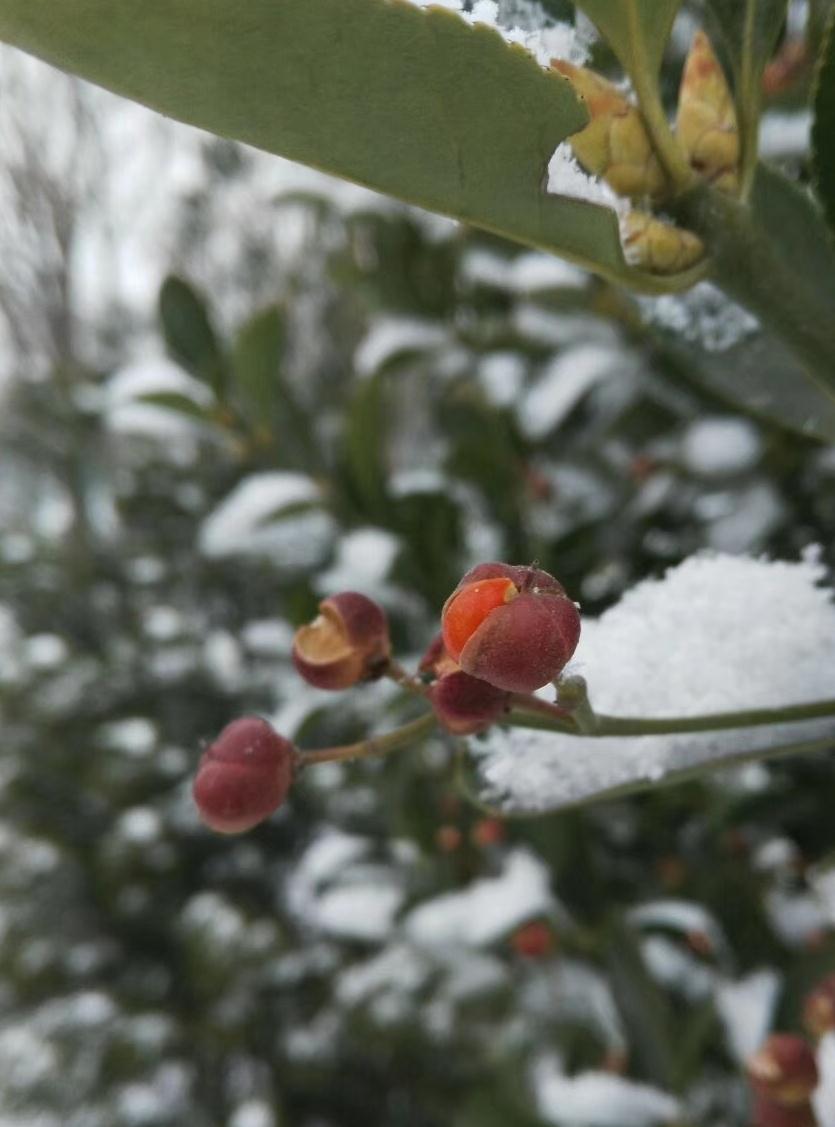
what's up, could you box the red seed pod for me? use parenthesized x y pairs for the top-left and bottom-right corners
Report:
(429, 670), (508, 735)
(441, 562), (580, 694)
(804, 973), (835, 1040)
(435, 824), (463, 853)
(193, 716), (295, 834)
(510, 920), (555, 959)
(471, 817), (506, 848)
(293, 591), (390, 690)
(751, 1095), (818, 1127)
(747, 1035), (819, 1107)
(418, 632), (459, 680)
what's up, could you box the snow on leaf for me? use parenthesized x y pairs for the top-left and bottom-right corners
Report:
(533, 1055), (681, 1127)
(403, 849), (552, 948)
(473, 550), (835, 813)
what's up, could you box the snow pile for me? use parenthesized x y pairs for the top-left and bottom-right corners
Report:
(715, 970), (781, 1062)
(198, 472), (334, 564)
(406, 0), (590, 67)
(533, 1056), (681, 1126)
(639, 282), (759, 353)
(517, 343), (629, 439)
(547, 143), (630, 214)
(681, 417), (763, 477)
(474, 550), (835, 812)
(403, 849), (553, 948)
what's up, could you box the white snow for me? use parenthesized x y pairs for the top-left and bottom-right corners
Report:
(313, 527), (400, 595)
(639, 283), (759, 353)
(353, 317), (449, 377)
(314, 881), (405, 942)
(814, 1033), (835, 1127)
(517, 344), (626, 439)
(547, 143), (630, 215)
(198, 472), (334, 564)
(461, 248), (586, 293)
(474, 550), (835, 812)
(759, 110), (812, 161)
(477, 351), (528, 407)
(715, 969), (781, 1063)
(534, 1057), (681, 1126)
(681, 417), (763, 477)
(403, 849), (552, 948)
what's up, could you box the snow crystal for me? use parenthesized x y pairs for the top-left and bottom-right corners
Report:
(96, 717), (157, 757)
(814, 1033), (835, 1127)
(314, 527), (400, 595)
(639, 283), (759, 353)
(23, 633), (68, 671)
(404, 849), (552, 948)
(198, 472), (333, 564)
(314, 880), (405, 942)
(229, 1101), (276, 1127)
(461, 248), (586, 292)
(759, 110), (812, 161)
(475, 550), (835, 812)
(681, 417), (763, 478)
(534, 1057), (681, 1126)
(715, 970), (781, 1063)
(517, 343), (626, 439)
(477, 352), (528, 407)
(405, 0), (589, 67)
(547, 143), (629, 214)
(354, 316), (449, 377)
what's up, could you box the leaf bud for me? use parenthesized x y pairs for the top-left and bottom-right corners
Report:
(676, 31), (739, 193)
(551, 60), (669, 200)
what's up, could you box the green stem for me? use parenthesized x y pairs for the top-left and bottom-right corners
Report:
(297, 712), (436, 767)
(678, 183), (835, 404)
(574, 734), (835, 809)
(625, 10), (694, 194)
(737, 0), (759, 193)
(506, 697), (835, 737)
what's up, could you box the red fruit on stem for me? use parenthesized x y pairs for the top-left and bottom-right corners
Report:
(293, 591), (390, 690)
(747, 1034), (819, 1106)
(441, 562), (580, 693)
(510, 920), (555, 958)
(435, 825), (463, 853)
(751, 1096), (818, 1127)
(471, 817), (506, 848)
(429, 670), (508, 735)
(193, 716), (295, 834)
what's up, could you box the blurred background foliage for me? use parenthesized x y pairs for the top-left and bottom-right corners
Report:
(1, 5), (835, 1126)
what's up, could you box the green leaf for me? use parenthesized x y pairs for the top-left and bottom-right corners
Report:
(232, 305), (285, 423)
(574, 0), (683, 77)
(813, 7), (835, 235)
(158, 277), (226, 399)
(0, 0), (670, 290)
(134, 392), (217, 424)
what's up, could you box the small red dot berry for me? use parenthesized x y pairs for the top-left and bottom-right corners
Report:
(193, 716), (295, 834)
(510, 920), (555, 959)
(429, 670), (508, 735)
(441, 563), (580, 694)
(293, 591), (390, 690)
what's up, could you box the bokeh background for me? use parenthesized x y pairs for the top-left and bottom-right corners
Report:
(1, 4), (835, 1124)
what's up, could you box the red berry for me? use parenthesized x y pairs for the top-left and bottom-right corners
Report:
(747, 1035), (819, 1106)
(429, 670), (508, 735)
(471, 817), (506, 848)
(441, 563), (580, 693)
(804, 973), (835, 1039)
(510, 920), (555, 958)
(435, 825), (463, 853)
(193, 716), (294, 834)
(293, 591), (390, 690)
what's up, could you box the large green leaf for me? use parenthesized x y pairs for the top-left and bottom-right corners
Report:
(232, 305), (285, 424)
(813, 7), (835, 235)
(574, 0), (683, 77)
(0, 0), (668, 291)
